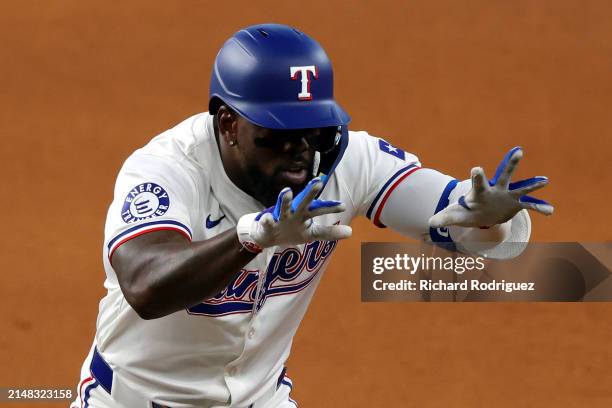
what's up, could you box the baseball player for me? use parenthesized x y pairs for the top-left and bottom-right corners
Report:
(72, 24), (553, 408)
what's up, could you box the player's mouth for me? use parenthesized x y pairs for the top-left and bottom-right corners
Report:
(276, 159), (310, 186)
(279, 167), (308, 186)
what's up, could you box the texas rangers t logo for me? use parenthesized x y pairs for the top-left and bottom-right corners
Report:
(290, 65), (318, 100)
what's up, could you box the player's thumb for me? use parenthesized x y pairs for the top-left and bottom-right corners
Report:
(428, 209), (463, 229)
(311, 224), (352, 242)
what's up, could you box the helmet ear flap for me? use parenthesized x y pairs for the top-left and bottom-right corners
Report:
(312, 125), (347, 178)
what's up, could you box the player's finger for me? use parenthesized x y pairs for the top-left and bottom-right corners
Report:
(493, 147), (523, 188)
(272, 188), (290, 221)
(470, 167), (488, 195)
(428, 206), (469, 228)
(309, 224), (352, 241)
(307, 201), (346, 218)
(293, 178), (323, 214)
(308, 199), (343, 210)
(519, 195), (554, 216)
(278, 188), (293, 221)
(509, 176), (549, 197)
(260, 213), (276, 232)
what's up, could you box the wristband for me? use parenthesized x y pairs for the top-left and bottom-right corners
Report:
(236, 213), (263, 254)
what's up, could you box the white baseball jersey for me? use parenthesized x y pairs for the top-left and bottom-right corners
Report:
(81, 112), (527, 407)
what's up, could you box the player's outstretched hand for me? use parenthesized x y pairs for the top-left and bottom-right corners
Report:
(237, 177), (352, 252)
(429, 147), (554, 229)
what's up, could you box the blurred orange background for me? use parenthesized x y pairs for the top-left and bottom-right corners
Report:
(1, 1), (611, 406)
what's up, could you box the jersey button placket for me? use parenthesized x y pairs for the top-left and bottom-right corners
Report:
(251, 250), (273, 316)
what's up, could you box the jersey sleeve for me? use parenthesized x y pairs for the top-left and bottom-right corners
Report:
(344, 131), (422, 226)
(343, 131), (462, 241)
(104, 153), (197, 261)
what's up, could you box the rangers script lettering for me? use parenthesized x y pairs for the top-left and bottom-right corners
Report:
(188, 239), (337, 316)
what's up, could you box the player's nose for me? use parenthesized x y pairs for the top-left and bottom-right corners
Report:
(282, 136), (311, 154)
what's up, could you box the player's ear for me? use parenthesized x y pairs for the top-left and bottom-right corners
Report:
(217, 105), (238, 146)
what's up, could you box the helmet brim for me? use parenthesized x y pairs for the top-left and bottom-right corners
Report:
(213, 96), (351, 130)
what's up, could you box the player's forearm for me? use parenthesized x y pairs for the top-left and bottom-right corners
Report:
(379, 171), (530, 257)
(378, 172), (513, 244)
(116, 228), (256, 320)
(378, 168), (456, 239)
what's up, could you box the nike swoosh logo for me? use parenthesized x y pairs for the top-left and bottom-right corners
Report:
(206, 214), (226, 229)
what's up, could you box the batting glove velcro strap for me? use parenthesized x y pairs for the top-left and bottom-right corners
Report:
(236, 213), (264, 253)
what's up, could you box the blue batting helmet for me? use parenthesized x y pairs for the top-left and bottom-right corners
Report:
(209, 24), (350, 130)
